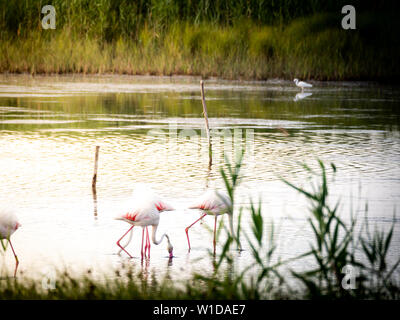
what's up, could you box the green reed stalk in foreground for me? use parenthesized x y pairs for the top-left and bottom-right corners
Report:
(281, 161), (400, 299)
(194, 157), (400, 299)
(1, 157), (399, 299)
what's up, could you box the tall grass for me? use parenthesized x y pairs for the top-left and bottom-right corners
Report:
(2, 0), (394, 35)
(0, 1), (399, 80)
(1, 157), (399, 299)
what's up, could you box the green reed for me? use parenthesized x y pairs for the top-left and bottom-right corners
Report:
(1, 0), (388, 36)
(0, 1), (398, 80)
(191, 157), (400, 299)
(281, 161), (400, 299)
(1, 157), (399, 299)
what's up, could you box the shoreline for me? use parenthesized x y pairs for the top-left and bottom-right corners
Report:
(0, 72), (391, 86)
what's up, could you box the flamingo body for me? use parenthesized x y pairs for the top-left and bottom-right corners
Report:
(115, 186), (174, 259)
(189, 189), (231, 216)
(186, 189), (236, 254)
(0, 208), (21, 277)
(118, 204), (159, 227)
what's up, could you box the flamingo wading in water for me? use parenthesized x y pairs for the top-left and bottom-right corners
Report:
(0, 209), (21, 277)
(115, 186), (174, 259)
(186, 189), (238, 255)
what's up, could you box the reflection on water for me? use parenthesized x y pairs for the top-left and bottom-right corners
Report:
(294, 92), (312, 101)
(0, 75), (400, 280)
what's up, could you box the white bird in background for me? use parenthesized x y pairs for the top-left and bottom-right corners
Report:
(294, 78), (312, 92)
(185, 189), (238, 255)
(0, 209), (21, 277)
(115, 185), (174, 259)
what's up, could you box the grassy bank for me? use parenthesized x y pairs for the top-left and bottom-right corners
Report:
(0, 1), (399, 80)
(1, 158), (400, 299)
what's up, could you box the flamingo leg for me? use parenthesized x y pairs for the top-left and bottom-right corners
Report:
(8, 239), (19, 278)
(213, 215), (218, 256)
(144, 227), (148, 258)
(143, 227), (149, 259)
(146, 227), (151, 258)
(141, 227), (145, 259)
(185, 213), (207, 252)
(116, 226), (134, 258)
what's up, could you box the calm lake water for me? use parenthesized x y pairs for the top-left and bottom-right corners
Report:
(0, 75), (399, 282)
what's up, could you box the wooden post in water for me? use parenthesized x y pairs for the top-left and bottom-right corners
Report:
(200, 80), (212, 167)
(92, 146), (100, 217)
(92, 146), (100, 190)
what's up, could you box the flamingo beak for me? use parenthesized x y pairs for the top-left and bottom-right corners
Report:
(165, 234), (173, 258)
(15, 222), (21, 230)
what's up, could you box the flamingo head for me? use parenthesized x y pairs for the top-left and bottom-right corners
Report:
(164, 202), (175, 212)
(293, 78), (298, 84)
(166, 235), (173, 258)
(14, 222), (21, 231)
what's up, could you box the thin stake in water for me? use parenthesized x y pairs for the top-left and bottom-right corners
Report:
(92, 146), (100, 217)
(200, 80), (212, 167)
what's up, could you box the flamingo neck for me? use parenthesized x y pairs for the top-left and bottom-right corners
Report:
(151, 224), (166, 245)
(228, 212), (241, 250)
(152, 224), (173, 257)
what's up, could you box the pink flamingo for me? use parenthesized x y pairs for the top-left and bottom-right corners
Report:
(185, 189), (236, 255)
(0, 209), (21, 277)
(115, 187), (174, 259)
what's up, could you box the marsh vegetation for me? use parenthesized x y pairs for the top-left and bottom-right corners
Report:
(0, 0), (398, 80)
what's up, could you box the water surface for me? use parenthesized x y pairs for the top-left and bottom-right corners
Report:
(0, 75), (399, 282)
